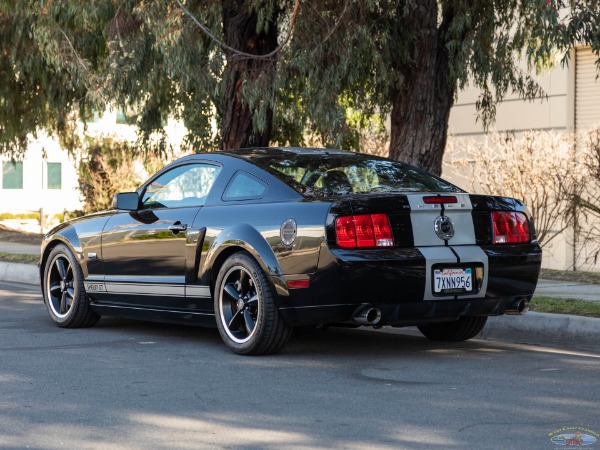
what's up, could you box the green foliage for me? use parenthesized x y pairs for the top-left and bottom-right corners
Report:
(0, 0), (599, 163)
(530, 296), (600, 317)
(282, 0), (600, 134)
(0, 1), (113, 157)
(0, 252), (39, 264)
(0, 212), (39, 221)
(540, 268), (600, 286)
(77, 136), (143, 213)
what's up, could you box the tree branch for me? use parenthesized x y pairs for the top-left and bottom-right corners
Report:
(174, 0), (300, 60)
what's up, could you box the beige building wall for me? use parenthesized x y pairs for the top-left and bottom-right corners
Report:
(0, 109), (189, 227)
(0, 133), (83, 217)
(442, 49), (599, 272)
(446, 61), (570, 137)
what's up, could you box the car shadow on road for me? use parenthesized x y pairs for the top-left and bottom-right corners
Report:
(91, 317), (460, 358)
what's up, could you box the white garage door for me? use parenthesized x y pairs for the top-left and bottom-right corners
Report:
(575, 46), (600, 130)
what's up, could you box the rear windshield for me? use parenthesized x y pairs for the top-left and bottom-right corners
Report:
(249, 152), (463, 197)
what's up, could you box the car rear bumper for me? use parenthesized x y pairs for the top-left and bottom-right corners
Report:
(278, 243), (542, 327)
(279, 296), (530, 327)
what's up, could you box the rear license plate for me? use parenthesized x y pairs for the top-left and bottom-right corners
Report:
(433, 267), (473, 294)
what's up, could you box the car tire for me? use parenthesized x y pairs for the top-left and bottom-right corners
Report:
(215, 252), (292, 355)
(43, 244), (100, 328)
(417, 316), (487, 342)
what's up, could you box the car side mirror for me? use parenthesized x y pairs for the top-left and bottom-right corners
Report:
(112, 192), (139, 211)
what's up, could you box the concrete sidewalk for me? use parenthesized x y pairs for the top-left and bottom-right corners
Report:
(0, 261), (39, 286)
(1, 239), (598, 351)
(535, 279), (600, 302)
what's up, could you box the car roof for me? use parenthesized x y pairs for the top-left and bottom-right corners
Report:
(218, 147), (359, 159)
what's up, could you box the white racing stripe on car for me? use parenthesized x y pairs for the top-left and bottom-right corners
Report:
(409, 193), (487, 301)
(186, 285), (211, 298)
(407, 195), (444, 247)
(104, 282), (185, 297)
(406, 193), (475, 246)
(443, 194), (476, 246)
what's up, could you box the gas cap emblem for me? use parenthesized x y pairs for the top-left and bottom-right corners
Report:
(280, 218), (297, 246)
(434, 216), (455, 241)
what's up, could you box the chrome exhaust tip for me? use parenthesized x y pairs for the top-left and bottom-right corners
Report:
(504, 299), (529, 315)
(353, 306), (382, 326)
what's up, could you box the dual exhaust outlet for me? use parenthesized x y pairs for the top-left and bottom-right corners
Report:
(353, 306), (382, 326)
(352, 298), (528, 325)
(504, 298), (529, 315)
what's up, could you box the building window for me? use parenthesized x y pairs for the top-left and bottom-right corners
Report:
(116, 106), (140, 125)
(80, 109), (102, 124)
(47, 162), (62, 190)
(2, 162), (23, 189)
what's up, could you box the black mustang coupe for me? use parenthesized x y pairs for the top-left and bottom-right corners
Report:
(40, 147), (542, 355)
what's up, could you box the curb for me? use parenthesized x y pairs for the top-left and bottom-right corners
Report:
(368, 313), (600, 352)
(481, 312), (600, 351)
(0, 261), (39, 286)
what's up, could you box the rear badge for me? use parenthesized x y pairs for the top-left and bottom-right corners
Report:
(434, 216), (455, 241)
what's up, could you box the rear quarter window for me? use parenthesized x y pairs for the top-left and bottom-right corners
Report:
(222, 171), (268, 201)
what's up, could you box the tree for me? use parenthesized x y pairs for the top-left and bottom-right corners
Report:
(449, 127), (600, 269)
(574, 127), (600, 266)
(448, 130), (582, 248)
(0, 1), (294, 156)
(77, 137), (143, 213)
(107, 0), (297, 152)
(1, 1), (599, 176)
(284, 0), (600, 175)
(0, 1), (109, 157)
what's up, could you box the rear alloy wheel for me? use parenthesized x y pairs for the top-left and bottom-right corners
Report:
(417, 316), (487, 342)
(215, 252), (291, 355)
(43, 244), (100, 328)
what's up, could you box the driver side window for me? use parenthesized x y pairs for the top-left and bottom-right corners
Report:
(141, 163), (222, 209)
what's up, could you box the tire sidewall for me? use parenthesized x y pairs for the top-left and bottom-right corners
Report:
(43, 244), (85, 326)
(214, 252), (272, 354)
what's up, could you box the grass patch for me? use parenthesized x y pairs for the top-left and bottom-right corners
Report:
(540, 268), (600, 285)
(0, 212), (39, 221)
(530, 295), (600, 318)
(0, 252), (39, 264)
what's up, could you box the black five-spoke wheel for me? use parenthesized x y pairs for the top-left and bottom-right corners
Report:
(46, 254), (76, 318)
(215, 252), (291, 355)
(220, 266), (259, 344)
(42, 244), (100, 328)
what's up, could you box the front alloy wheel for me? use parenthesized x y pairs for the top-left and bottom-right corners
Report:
(43, 244), (100, 328)
(46, 253), (75, 319)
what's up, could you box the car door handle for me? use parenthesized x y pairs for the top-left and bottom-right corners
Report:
(168, 221), (188, 234)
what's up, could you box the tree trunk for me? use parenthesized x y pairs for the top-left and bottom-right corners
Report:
(388, 0), (454, 176)
(220, 0), (278, 149)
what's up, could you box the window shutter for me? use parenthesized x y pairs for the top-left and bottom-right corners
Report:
(575, 46), (600, 130)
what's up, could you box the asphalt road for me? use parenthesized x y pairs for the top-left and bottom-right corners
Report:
(1, 281), (599, 450)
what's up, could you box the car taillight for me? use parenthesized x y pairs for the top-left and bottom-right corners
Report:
(492, 211), (530, 244)
(335, 214), (394, 248)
